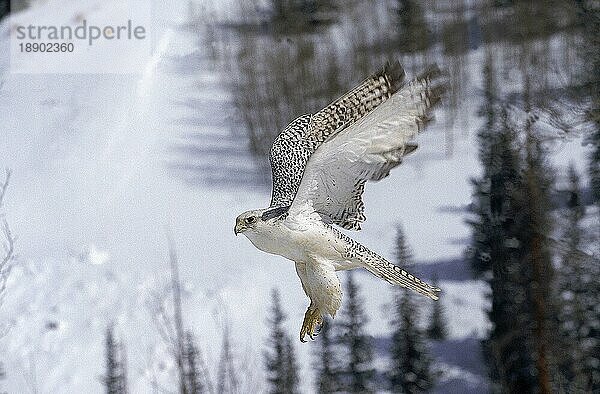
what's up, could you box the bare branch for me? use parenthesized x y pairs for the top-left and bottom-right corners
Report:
(0, 169), (10, 208)
(140, 347), (175, 394)
(147, 288), (178, 354)
(166, 233), (188, 394)
(0, 219), (15, 304)
(0, 170), (16, 318)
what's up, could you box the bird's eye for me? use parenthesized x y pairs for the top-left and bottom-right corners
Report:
(246, 216), (257, 224)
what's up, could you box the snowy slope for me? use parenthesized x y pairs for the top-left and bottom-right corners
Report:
(0, 1), (594, 393)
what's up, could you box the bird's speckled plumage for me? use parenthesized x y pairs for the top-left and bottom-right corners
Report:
(269, 61), (405, 212)
(235, 61), (446, 342)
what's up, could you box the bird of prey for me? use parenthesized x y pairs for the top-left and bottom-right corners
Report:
(235, 61), (445, 342)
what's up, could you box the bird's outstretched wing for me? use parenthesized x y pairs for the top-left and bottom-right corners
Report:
(289, 66), (445, 229)
(268, 61), (406, 209)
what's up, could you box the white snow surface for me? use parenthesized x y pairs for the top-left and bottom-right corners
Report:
(0, 1), (594, 393)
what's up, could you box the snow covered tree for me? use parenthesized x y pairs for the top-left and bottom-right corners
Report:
(102, 325), (127, 394)
(426, 276), (448, 341)
(337, 272), (375, 393)
(555, 166), (600, 392)
(388, 226), (434, 393)
(314, 316), (342, 393)
(264, 288), (299, 394)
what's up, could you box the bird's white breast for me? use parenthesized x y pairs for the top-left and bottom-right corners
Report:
(243, 216), (345, 264)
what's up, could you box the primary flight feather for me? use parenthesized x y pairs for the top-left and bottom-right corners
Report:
(235, 61), (445, 342)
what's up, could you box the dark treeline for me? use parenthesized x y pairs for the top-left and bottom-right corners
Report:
(466, 1), (600, 393)
(183, 0), (599, 188)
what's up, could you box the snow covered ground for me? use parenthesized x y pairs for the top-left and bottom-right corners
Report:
(0, 1), (594, 393)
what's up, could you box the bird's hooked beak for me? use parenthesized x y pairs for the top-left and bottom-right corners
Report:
(234, 220), (245, 235)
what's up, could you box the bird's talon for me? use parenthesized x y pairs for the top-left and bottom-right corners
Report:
(299, 306), (323, 342)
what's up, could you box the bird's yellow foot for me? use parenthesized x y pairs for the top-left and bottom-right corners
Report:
(300, 306), (323, 342)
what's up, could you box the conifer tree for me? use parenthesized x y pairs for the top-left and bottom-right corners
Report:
(394, 224), (412, 266)
(103, 325), (127, 394)
(184, 331), (206, 394)
(337, 272), (375, 393)
(521, 71), (559, 394)
(388, 226), (433, 393)
(469, 51), (560, 392)
(426, 276), (448, 341)
(389, 290), (434, 394)
(473, 109), (538, 393)
(469, 50), (505, 277)
(0, 361), (5, 388)
(556, 166), (600, 392)
(217, 324), (238, 394)
(394, 0), (430, 54)
(283, 336), (300, 392)
(264, 289), (299, 394)
(574, 0), (600, 213)
(315, 316), (342, 393)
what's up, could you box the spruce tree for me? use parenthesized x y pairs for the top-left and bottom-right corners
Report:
(426, 276), (448, 341)
(388, 226), (433, 393)
(520, 71), (559, 393)
(103, 325), (127, 394)
(184, 331), (206, 394)
(389, 290), (434, 394)
(283, 336), (300, 392)
(574, 0), (600, 213)
(264, 288), (299, 394)
(478, 110), (538, 394)
(469, 51), (561, 391)
(216, 326), (238, 394)
(556, 166), (600, 392)
(483, 102), (558, 393)
(394, 0), (430, 54)
(315, 316), (342, 393)
(337, 272), (375, 393)
(469, 50), (505, 277)
(394, 224), (412, 266)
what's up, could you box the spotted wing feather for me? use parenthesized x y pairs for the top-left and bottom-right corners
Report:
(290, 65), (445, 230)
(269, 62), (406, 209)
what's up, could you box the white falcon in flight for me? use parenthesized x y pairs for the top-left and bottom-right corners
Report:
(235, 61), (445, 342)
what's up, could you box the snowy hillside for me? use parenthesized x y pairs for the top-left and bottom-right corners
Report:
(0, 1), (594, 393)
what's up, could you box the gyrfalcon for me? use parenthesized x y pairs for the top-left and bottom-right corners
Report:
(234, 61), (445, 342)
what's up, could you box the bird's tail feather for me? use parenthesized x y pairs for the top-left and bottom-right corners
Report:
(333, 227), (441, 299)
(359, 249), (440, 300)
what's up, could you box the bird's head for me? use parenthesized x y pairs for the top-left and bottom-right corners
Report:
(234, 206), (289, 236)
(234, 209), (266, 236)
